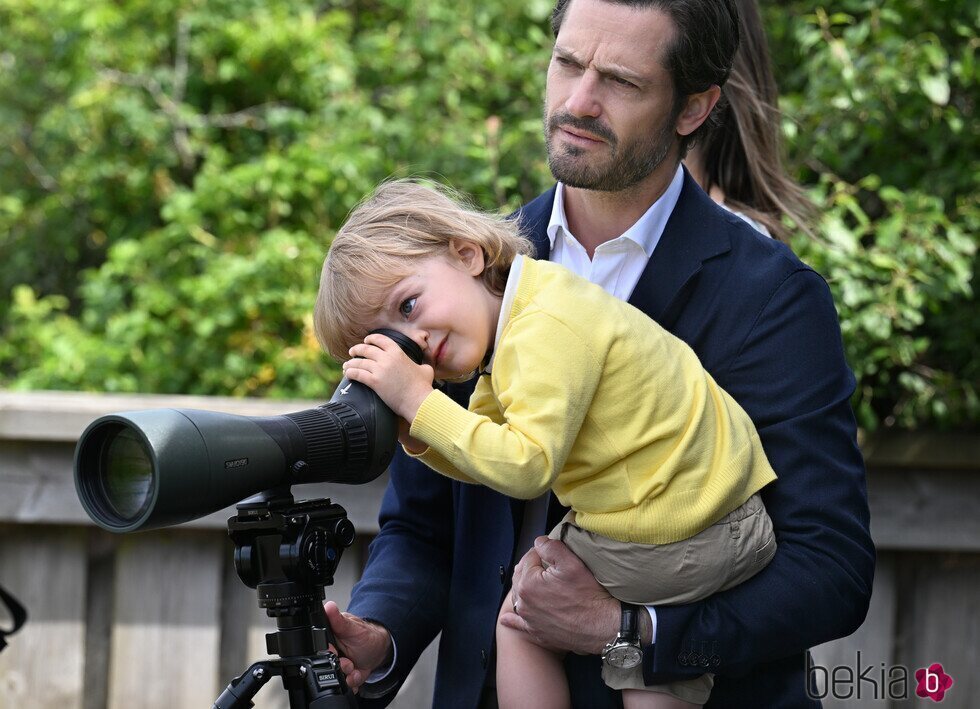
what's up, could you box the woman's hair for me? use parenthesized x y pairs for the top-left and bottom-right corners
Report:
(314, 179), (534, 361)
(696, 0), (816, 241)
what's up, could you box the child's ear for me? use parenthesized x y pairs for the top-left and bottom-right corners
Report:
(449, 238), (486, 276)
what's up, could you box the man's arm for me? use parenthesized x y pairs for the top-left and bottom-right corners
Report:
(644, 268), (874, 678)
(504, 268), (874, 681)
(341, 445), (457, 705)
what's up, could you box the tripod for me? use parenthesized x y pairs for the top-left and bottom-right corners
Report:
(213, 488), (359, 709)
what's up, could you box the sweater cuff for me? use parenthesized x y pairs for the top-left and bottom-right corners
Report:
(402, 442), (430, 458)
(409, 388), (472, 460)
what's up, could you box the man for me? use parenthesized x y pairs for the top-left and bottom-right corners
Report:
(324, 0), (875, 706)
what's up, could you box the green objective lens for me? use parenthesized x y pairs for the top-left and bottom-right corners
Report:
(100, 427), (154, 522)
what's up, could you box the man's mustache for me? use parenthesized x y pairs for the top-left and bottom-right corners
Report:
(548, 111), (617, 147)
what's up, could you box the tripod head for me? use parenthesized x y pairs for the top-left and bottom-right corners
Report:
(230, 487), (354, 613)
(214, 489), (359, 709)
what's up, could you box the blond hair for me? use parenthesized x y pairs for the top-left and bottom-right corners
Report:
(314, 179), (534, 361)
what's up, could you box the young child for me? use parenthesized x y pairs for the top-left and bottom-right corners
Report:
(314, 179), (777, 709)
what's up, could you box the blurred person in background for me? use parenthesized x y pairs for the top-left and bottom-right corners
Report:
(683, 0), (816, 242)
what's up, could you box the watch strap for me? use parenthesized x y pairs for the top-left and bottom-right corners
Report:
(619, 601), (640, 642)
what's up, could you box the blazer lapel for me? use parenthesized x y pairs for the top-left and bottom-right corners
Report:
(514, 185), (556, 260)
(628, 169), (732, 324)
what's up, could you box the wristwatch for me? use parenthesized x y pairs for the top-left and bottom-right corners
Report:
(601, 601), (643, 669)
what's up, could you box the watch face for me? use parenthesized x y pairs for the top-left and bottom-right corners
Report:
(605, 644), (643, 669)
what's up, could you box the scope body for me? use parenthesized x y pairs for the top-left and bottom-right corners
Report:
(74, 329), (423, 533)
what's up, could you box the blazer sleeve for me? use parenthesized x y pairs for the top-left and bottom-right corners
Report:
(645, 268), (875, 682)
(345, 402), (461, 706)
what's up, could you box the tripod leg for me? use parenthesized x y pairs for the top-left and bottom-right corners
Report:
(213, 661), (276, 709)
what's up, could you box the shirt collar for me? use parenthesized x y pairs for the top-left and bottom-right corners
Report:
(546, 164), (685, 258)
(483, 254), (525, 375)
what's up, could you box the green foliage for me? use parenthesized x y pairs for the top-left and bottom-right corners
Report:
(0, 0), (552, 398)
(764, 0), (978, 429)
(0, 0), (976, 429)
(796, 177), (976, 428)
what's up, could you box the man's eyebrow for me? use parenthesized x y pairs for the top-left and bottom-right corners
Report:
(552, 44), (580, 63)
(553, 44), (647, 86)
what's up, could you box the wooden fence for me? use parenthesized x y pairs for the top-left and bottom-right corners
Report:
(0, 391), (977, 708)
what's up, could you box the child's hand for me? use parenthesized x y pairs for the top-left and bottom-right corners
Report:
(344, 333), (434, 423)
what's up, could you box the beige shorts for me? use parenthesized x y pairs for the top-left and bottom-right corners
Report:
(549, 493), (776, 703)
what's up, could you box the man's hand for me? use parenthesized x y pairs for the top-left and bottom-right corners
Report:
(323, 601), (393, 692)
(344, 333), (434, 422)
(499, 536), (620, 654)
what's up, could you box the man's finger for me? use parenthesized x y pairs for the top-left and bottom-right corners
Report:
(532, 536), (576, 571)
(347, 670), (363, 693)
(498, 610), (529, 633)
(517, 546), (543, 572)
(323, 601), (348, 631)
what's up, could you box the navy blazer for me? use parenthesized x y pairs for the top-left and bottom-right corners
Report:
(348, 171), (875, 708)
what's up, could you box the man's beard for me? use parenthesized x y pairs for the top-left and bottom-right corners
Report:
(544, 109), (676, 192)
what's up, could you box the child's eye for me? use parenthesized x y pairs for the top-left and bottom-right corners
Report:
(398, 297), (417, 318)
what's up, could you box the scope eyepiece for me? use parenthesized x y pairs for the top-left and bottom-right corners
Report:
(74, 328), (424, 532)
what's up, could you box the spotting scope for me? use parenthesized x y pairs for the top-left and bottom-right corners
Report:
(74, 329), (423, 533)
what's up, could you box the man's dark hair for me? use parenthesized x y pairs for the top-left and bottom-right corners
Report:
(550, 0), (740, 156)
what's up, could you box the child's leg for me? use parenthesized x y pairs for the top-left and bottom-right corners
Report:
(495, 590), (570, 709)
(622, 688), (701, 709)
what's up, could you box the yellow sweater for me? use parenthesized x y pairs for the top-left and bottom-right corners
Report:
(410, 257), (776, 544)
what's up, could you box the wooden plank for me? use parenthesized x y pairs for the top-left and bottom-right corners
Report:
(860, 431), (980, 470)
(893, 552), (980, 709)
(390, 637), (439, 709)
(867, 469), (980, 551)
(809, 552), (897, 706)
(0, 390), (322, 443)
(5, 390), (976, 470)
(82, 529), (118, 709)
(0, 440), (91, 525)
(107, 529), (225, 708)
(12, 436), (980, 551)
(0, 524), (88, 709)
